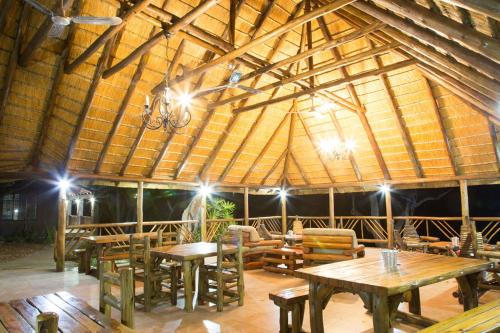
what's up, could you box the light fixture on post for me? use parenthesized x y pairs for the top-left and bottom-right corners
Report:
(143, 35), (191, 132)
(319, 137), (355, 160)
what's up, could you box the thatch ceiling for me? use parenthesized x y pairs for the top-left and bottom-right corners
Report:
(0, 0), (499, 189)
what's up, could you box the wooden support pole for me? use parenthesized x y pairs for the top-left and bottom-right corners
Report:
(329, 187), (335, 228)
(281, 191), (287, 235)
(64, 0), (153, 73)
(244, 187), (249, 226)
(200, 193), (207, 241)
(56, 189), (67, 272)
(137, 181), (143, 233)
(385, 187), (393, 248)
(229, 0), (236, 46)
(438, 0), (500, 21)
(351, 1), (500, 79)
(373, 0), (500, 63)
(460, 179), (469, 226)
(103, 0), (222, 78)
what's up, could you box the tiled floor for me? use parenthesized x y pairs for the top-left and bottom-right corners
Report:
(0, 245), (498, 332)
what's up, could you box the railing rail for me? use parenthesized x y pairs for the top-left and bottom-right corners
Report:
(249, 216), (282, 233)
(206, 218), (244, 241)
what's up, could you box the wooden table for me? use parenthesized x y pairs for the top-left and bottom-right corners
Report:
(263, 247), (303, 275)
(81, 232), (157, 274)
(150, 242), (236, 312)
(295, 251), (492, 333)
(0, 291), (133, 332)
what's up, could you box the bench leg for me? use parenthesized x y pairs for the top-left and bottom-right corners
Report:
(279, 308), (288, 333)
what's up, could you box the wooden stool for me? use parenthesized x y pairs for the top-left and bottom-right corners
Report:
(263, 248), (303, 275)
(269, 286), (309, 333)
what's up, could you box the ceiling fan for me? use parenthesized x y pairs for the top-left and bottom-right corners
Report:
(22, 0), (123, 37)
(193, 70), (262, 98)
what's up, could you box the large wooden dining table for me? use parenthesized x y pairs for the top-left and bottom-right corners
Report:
(295, 250), (492, 333)
(150, 242), (236, 312)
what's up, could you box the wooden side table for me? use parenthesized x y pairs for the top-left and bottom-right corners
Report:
(263, 247), (303, 275)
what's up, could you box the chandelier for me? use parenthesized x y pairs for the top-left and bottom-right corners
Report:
(319, 137), (356, 160)
(143, 37), (191, 131)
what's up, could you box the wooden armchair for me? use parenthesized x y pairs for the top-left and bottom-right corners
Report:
(226, 225), (283, 269)
(302, 228), (365, 266)
(402, 221), (440, 252)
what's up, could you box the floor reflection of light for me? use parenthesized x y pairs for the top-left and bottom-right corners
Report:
(203, 320), (221, 332)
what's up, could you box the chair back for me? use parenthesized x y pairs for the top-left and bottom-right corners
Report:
(156, 229), (178, 247)
(129, 235), (150, 269)
(219, 230), (244, 271)
(402, 221), (420, 243)
(292, 219), (303, 235)
(302, 228), (363, 265)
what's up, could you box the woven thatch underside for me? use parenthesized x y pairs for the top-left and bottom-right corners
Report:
(0, 0), (498, 188)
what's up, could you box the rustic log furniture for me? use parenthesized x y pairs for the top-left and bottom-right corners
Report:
(99, 261), (134, 328)
(150, 242), (236, 312)
(418, 297), (500, 333)
(200, 231), (244, 311)
(263, 247), (303, 275)
(302, 228), (365, 266)
(295, 250), (492, 333)
(269, 285), (309, 333)
(402, 221), (440, 252)
(0, 291), (134, 332)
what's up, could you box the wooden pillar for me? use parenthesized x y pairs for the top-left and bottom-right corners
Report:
(244, 187), (249, 226)
(385, 188), (394, 249)
(200, 194), (207, 241)
(460, 180), (470, 226)
(329, 187), (335, 228)
(137, 181), (143, 233)
(76, 198), (83, 225)
(280, 192), (287, 235)
(56, 190), (68, 272)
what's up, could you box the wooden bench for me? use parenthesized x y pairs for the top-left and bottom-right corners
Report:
(269, 286), (309, 333)
(418, 298), (500, 332)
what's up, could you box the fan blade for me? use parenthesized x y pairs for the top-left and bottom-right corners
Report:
(193, 85), (229, 97)
(23, 0), (53, 16)
(237, 85), (262, 94)
(47, 23), (66, 38)
(71, 16), (123, 25)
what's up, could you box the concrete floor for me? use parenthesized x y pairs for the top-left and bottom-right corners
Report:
(0, 245), (498, 333)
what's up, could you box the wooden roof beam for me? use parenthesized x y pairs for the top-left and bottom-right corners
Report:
(233, 59), (416, 114)
(261, 148), (288, 185)
(241, 113), (290, 184)
(290, 151), (310, 185)
(438, 0), (500, 21)
(351, 1), (500, 79)
(373, 0), (500, 63)
(18, 0), (75, 67)
(153, 0), (357, 93)
(488, 123), (500, 171)
(0, 0), (15, 32)
(228, 0), (236, 46)
(64, 0), (153, 73)
(283, 109), (297, 183)
(296, 111), (336, 182)
(149, 131), (176, 178)
(120, 123), (147, 176)
(30, 0), (82, 167)
(103, 0), (222, 78)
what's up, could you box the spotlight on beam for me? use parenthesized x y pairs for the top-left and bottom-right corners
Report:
(199, 184), (213, 197)
(57, 176), (71, 194)
(379, 184), (391, 194)
(279, 189), (287, 199)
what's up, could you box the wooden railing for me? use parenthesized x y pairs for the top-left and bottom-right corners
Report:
(249, 216), (282, 233)
(471, 217), (500, 242)
(393, 216), (462, 240)
(206, 218), (243, 241)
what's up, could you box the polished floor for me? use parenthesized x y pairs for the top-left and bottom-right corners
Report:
(0, 245), (498, 333)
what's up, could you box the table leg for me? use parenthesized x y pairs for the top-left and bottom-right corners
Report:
(309, 281), (334, 333)
(409, 288), (421, 315)
(372, 294), (391, 333)
(456, 273), (480, 311)
(84, 243), (93, 275)
(358, 292), (373, 313)
(183, 260), (193, 312)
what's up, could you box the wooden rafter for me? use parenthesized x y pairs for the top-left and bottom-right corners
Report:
(488, 123), (500, 171)
(438, 0), (500, 21)
(283, 109), (297, 182)
(241, 113), (290, 184)
(94, 29), (155, 174)
(290, 151), (310, 185)
(261, 148), (288, 185)
(120, 123), (147, 176)
(63, 41), (113, 169)
(149, 131), (176, 178)
(30, 0), (82, 167)
(0, 4), (29, 127)
(373, 0), (500, 63)
(0, 0), (15, 32)
(233, 59), (416, 114)
(152, 0), (356, 93)
(351, 1), (500, 79)
(422, 77), (459, 176)
(296, 111), (336, 182)
(229, 0), (236, 46)
(65, 0), (153, 73)
(18, 0), (75, 67)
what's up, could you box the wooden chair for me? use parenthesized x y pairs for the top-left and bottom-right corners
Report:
(402, 221), (440, 252)
(99, 261), (134, 328)
(200, 230), (244, 312)
(129, 234), (177, 311)
(292, 219), (304, 235)
(302, 228), (365, 266)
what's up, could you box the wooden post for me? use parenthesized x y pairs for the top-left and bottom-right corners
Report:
(281, 192), (287, 235)
(76, 198), (83, 225)
(385, 188), (394, 249)
(56, 189), (67, 272)
(137, 181), (143, 233)
(201, 194), (207, 241)
(120, 268), (134, 328)
(460, 180), (470, 226)
(244, 187), (249, 226)
(329, 187), (335, 228)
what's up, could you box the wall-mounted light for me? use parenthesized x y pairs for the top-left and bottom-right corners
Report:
(379, 184), (391, 194)
(90, 197), (95, 205)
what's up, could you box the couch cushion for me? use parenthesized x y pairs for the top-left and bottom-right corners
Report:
(228, 225), (263, 242)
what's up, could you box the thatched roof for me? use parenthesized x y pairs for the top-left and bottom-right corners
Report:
(0, 0), (499, 190)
